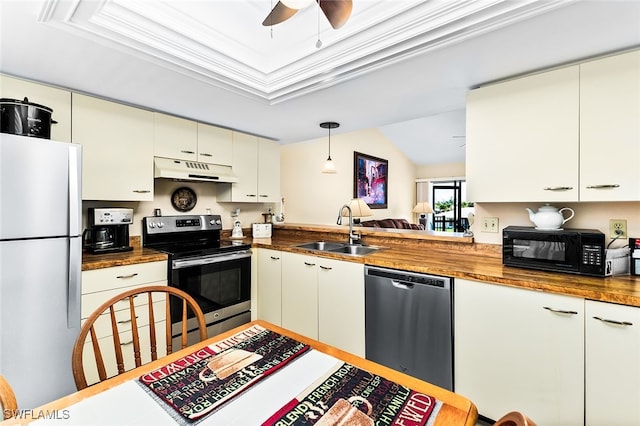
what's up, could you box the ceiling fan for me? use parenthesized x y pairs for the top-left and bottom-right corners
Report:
(262, 0), (353, 29)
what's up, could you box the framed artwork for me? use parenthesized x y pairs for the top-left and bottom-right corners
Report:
(354, 151), (388, 209)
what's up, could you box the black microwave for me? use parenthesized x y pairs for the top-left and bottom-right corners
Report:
(503, 226), (606, 276)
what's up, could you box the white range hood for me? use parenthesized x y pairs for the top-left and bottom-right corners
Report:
(154, 157), (238, 183)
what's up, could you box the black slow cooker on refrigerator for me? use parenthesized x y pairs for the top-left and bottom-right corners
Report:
(0, 97), (57, 139)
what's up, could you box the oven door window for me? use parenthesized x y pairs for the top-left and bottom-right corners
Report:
(171, 256), (250, 317)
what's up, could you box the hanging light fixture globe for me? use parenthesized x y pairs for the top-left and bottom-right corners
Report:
(320, 121), (339, 174)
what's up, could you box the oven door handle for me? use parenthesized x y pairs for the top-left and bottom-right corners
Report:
(172, 249), (252, 269)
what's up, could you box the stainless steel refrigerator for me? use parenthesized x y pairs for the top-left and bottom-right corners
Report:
(0, 133), (82, 409)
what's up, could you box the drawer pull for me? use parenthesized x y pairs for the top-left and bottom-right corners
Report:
(593, 316), (633, 326)
(543, 186), (573, 191)
(304, 262), (316, 267)
(120, 340), (133, 346)
(181, 150), (195, 154)
(543, 306), (578, 315)
(320, 265), (333, 271)
(586, 184), (620, 189)
(116, 273), (138, 279)
(270, 256), (280, 260)
(117, 316), (139, 324)
(132, 190), (151, 194)
(200, 153), (213, 157)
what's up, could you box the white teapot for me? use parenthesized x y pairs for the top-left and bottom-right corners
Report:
(526, 204), (574, 230)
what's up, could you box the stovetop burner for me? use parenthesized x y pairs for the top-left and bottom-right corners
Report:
(142, 214), (250, 256)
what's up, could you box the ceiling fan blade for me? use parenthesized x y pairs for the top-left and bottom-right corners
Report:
(262, 1), (298, 26)
(318, 0), (352, 29)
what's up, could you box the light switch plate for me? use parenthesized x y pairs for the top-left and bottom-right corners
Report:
(482, 217), (499, 233)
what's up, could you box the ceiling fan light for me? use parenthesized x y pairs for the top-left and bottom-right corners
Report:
(281, 0), (315, 10)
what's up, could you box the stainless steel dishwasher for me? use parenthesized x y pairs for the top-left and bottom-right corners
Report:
(365, 265), (453, 391)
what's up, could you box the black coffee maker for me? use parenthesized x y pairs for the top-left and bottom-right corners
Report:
(83, 208), (134, 254)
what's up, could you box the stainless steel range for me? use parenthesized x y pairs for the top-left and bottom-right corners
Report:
(142, 214), (252, 346)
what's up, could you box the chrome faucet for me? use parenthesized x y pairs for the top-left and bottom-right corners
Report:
(336, 204), (361, 245)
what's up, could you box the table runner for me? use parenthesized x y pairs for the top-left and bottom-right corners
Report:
(262, 361), (442, 426)
(139, 324), (310, 421)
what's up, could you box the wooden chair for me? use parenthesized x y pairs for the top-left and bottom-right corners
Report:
(72, 285), (207, 390)
(494, 411), (537, 426)
(0, 375), (18, 420)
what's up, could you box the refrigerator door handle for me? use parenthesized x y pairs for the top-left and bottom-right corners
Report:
(68, 145), (81, 235)
(67, 237), (82, 329)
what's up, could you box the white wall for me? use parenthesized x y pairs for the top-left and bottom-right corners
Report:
(280, 128), (417, 225)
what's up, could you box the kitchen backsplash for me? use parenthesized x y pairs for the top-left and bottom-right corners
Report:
(82, 179), (277, 238)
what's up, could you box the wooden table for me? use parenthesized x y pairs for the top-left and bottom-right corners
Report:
(3, 321), (478, 425)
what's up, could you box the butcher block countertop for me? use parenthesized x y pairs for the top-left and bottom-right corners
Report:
(82, 224), (640, 308)
(248, 223), (640, 308)
(82, 236), (168, 271)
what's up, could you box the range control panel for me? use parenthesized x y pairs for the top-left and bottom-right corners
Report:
(144, 215), (223, 234)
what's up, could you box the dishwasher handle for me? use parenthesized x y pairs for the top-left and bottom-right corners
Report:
(365, 266), (450, 289)
(391, 280), (414, 290)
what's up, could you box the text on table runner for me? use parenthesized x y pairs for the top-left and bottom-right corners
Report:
(263, 361), (442, 426)
(139, 324), (310, 421)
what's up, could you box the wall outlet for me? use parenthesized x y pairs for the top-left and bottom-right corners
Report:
(609, 219), (627, 239)
(482, 217), (499, 233)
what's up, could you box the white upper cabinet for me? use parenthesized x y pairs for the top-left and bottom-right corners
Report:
(579, 50), (640, 201)
(153, 113), (198, 161)
(73, 93), (154, 201)
(197, 123), (232, 166)
(467, 49), (640, 203)
(153, 113), (233, 166)
(0, 74), (72, 143)
(466, 66), (580, 202)
(218, 132), (280, 203)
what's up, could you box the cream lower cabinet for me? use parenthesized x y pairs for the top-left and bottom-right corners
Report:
(454, 278), (584, 425)
(276, 251), (365, 356)
(0, 74), (72, 142)
(257, 248), (283, 326)
(281, 252), (318, 339)
(73, 94), (154, 201)
(81, 261), (167, 386)
(317, 257), (365, 357)
(585, 300), (640, 425)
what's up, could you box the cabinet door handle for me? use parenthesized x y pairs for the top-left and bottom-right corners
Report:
(181, 150), (195, 154)
(270, 256), (280, 260)
(200, 153), (213, 157)
(246, 194), (257, 198)
(304, 262), (316, 267)
(117, 316), (139, 324)
(543, 186), (573, 191)
(593, 316), (633, 326)
(585, 184), (620, 189)
(116, 273), (138, 279)
(259, 195), (269, 198)
(543, 306), (578, 315)
(319, 265), (332, 270)
(120, 340), (133, 346)
(133, 190), (151, 193)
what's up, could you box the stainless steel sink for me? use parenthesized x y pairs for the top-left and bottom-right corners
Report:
(295, 241), (345, 251)
(329, 245), (380, 256)
(295, 241), (381, 256)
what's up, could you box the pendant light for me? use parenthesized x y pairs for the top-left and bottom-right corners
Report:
(320, 121), (339, 174)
